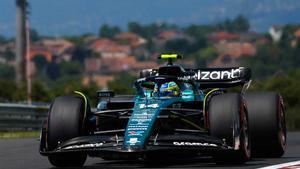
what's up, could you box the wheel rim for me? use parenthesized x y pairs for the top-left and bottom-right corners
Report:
(242, 113), (250, 157)
(278, 105), (286, 149)
(241, 103), (250, 158)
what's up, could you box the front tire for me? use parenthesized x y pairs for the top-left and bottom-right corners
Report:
(209, 93), (250, 164)
(48, 153), (87, 167)
(47, 96), (88, 167)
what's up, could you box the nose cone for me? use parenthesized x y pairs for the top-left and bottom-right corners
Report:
(123, 99), (162, 150)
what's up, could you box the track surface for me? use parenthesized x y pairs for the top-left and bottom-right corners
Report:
(0, 132), (299, 169)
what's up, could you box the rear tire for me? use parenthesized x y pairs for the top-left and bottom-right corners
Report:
(245, 92), (286, 157)
(47, 96), (87, 167)
(209, 93), (250, 164)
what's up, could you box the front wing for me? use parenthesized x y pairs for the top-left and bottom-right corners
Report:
(40, 132), (234, 158)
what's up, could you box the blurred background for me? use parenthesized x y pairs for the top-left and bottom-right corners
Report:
(0, 0), (299, 132)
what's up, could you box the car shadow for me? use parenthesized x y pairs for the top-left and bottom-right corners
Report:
(50, 156), (269, 169)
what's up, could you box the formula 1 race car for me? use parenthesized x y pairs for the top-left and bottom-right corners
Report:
(40, 54), (286, 167)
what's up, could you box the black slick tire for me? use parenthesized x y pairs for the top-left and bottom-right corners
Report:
(47, 96), (87, 167)
(245, 92), (286, 158)
(209, 93), (251, 164)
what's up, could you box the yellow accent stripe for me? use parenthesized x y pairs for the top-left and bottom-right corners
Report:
(74, 91), (87, 121)
(203, 88), (220, 113)
(161, 54), (178, 59)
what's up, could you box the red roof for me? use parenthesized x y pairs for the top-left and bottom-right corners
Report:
(215, 42), (256, 58)
(295, 28), (300, 38)
(114, 32), (146, 47)
(89, 38), (116, 52)
(114, 32), (140, 40)
(209, 32), (240, 42)
(158, 30), (180, 40)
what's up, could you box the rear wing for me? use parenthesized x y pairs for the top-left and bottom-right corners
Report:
(182, 67), (251, 88)
(140, 67), (251, 89)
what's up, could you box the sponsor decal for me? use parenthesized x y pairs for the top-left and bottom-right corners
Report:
(139, 103), (159, 109)
(63, 143), (103, 150)
(173, 142), (217, 147)
(179, 68), (242, 81)
(128, 131), (144, 136)
(126, 138), (140, 145)
(128, 127), (148, 131)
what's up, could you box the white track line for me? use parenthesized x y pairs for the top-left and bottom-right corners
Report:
(258, 160), (300, 169)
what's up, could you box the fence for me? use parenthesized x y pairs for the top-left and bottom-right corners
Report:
(0, 103), (49, 131)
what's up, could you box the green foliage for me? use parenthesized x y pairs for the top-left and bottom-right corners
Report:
(216, 14), (249, 33)
(243, 38), (300, 79)
(30, 28), (40, 42)
(249, 70), (300, 131)
(192, 46), (218, 67)
(128, 22), (144, 36)
(31, 81), (52, 102)
(46, 62), (60, 80)
(128, 22), (176, 39)
(50, 76), (83, 96)
(164, 38), (205, 55)
(71, 46), (95, 63)
(58, 61), (83, 77)
(32, 55), (48, 71)
(0, 64), (15, 80)
(3, 49), (15, 61)
(0, 35), (7, 43)
(63, 36), (84, 47)
(79, 82), (99, 107)
(0, 80), (17, 102)
(99, 24), (121, 38)
(108, 72), (136, 94)
(185, 24), (215, 39)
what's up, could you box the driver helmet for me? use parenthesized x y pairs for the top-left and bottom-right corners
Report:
(159, 81), (180, 97)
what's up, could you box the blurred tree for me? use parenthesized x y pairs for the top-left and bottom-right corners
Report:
(46, 62), (60, 80)
(128, 22), (144, 36)
(249, 70), (300, 130)
(59, 61), (83, 77)
(233, 15), (250, 33)
(81, 82), (99, 107)
(32, 55), (48, 71)
(64, 36), (84, 47)
(128, 22), (176, 39)
(71, 46), (95, 64)
(99, 24), (121, 38)
(192, 46), (218, 67)
(216, 14), (249, 33)
(164, 39), (190, 54)
(30, 28), (40, 42)
(3, 49), (15, 61)
(185, 25), (215, 39)
(164, 38), (205, 55)
(31, 80), (52, 102)
(108, 72), (136, 94)
(12, 83), (27, 101)
(51, 76), (83, 96)
(0, 35), (7, 43)
(0, 80), (17, 102)
(0, 64), (15, 80)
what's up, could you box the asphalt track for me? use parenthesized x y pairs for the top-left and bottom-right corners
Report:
(0, 132), (299, 169)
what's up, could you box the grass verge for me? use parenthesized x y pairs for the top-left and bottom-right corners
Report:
(0, 131), (40, 138)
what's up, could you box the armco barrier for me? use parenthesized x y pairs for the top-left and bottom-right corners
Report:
(0, 103), (49, 131)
